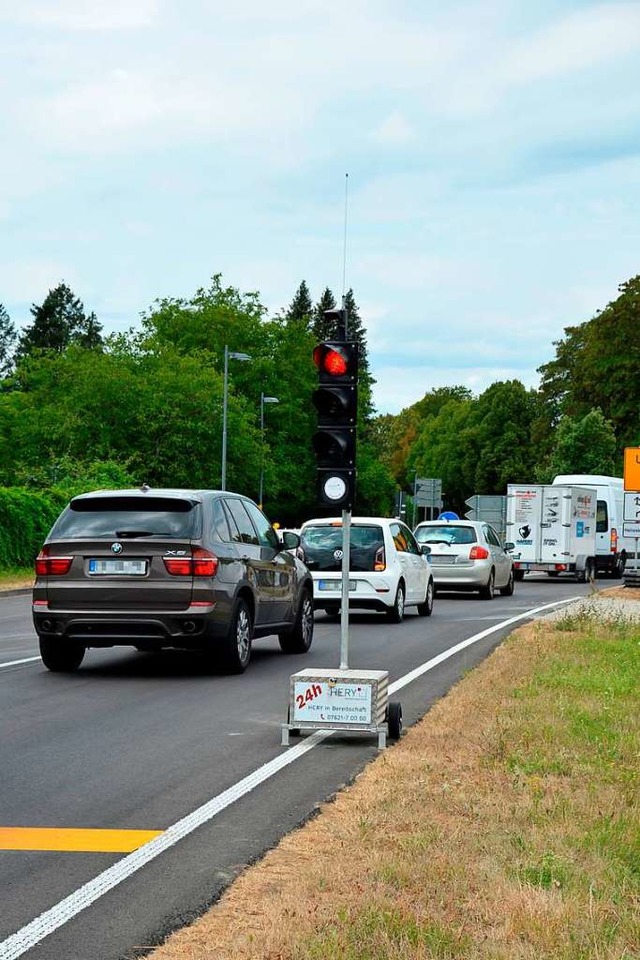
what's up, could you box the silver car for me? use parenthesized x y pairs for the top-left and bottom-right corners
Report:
(413, 519), (514, 598)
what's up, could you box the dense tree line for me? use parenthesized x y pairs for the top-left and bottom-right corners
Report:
(0, 277), (393, 525)
(0, 272), (637, 530)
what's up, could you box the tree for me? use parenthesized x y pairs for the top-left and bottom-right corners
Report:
(354, 447), (396, 516)
(0, 303), (17, 376)
(545, 409), (618, 479)
(285, 281), (313, 328)
(373, 387), (474, 489)
(0, 340), (262, 491)
(143, 274), (269, 358)
(74, 311), (104, 350)
(16, 283), (103, 358)
(538, 274), (640, 451)
(410, 397), (476, 514)
(312, 288), (337, 340)
(465, 380), (540, 493)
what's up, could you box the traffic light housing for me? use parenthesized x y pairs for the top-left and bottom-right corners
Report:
(312, 340), (358, 509)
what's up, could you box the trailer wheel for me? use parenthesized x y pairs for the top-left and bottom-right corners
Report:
(387, 701), (403, 740)
(514, 570), (525, 581)
(577, 559), (595, 584)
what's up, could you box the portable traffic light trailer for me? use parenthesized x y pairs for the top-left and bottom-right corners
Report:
(281, 309), (402, 750)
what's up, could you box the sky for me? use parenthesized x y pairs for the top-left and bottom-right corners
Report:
(1, 0), (639, 415)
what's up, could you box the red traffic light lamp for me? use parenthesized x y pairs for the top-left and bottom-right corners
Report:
(313, 342), (357, 379)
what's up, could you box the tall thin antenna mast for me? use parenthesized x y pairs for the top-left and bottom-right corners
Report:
(341, 172), (349, 338)
(339, 171), (351, 671)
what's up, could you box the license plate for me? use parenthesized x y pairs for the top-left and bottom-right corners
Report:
(88, 559), (147, 576)
(318, 579), (357, 591)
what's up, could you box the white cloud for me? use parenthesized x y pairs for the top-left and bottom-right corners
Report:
(372, 112), (416, 146)
(502, 3), (640, 83)
(0, 260), (81, 322)
(355, 253), (460, 291)
(371, 362), (542, 415)
(33, 68), (309, 151)
(1, 0), (639, 423)
(3, 0), (159, 30)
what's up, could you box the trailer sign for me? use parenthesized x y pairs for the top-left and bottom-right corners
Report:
(292, 679), (373, 726)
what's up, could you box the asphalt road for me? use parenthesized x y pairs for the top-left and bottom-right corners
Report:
(0, 576), (608, 960)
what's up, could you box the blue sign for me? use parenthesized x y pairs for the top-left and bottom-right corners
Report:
(439, 511), (459, 521)
(576, 521), (584, 538)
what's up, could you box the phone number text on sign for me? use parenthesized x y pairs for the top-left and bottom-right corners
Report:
(292, 680), (372, 726)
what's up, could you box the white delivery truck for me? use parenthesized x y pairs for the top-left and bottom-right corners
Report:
(506, 484), (597, 581)
(552, 475), (631, 578)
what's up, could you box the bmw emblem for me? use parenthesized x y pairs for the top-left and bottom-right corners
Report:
(333, 549), (343, 561)
(111, 542), (123, 555)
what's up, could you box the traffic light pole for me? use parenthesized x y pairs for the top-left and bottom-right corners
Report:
(339, 508), (351, 669)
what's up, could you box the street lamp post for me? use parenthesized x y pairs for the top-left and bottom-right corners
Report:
(221, 345), (251, 491)
(259, 392), (279, 509)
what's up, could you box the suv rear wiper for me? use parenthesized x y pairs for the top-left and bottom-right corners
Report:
(114, 530), (156, 538)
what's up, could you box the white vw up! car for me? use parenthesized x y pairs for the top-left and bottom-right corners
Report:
(299, 516), (434, 622)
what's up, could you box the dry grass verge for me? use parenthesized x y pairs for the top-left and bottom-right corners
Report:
(0, 569), (33, 591)
(147, 597), (639, 960)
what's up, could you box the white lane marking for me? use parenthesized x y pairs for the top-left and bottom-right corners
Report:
(0, 657), (40, 670)
(0, 596), (578, 960)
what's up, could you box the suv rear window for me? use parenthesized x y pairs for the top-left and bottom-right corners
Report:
(301, 524), (384, 572)
(49, 496), (201, 539)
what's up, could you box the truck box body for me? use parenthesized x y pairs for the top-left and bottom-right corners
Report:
(506, 484), (597, 579)
(552, 474), (633, 577)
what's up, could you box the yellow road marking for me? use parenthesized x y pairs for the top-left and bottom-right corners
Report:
(0, 827), (163, 852)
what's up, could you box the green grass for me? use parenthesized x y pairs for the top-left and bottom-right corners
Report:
(305, 907), (471, 959)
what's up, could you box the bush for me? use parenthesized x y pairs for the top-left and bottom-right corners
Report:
(0, 488), (67, 569)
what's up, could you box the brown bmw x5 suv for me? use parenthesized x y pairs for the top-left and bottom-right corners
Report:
(32, 487), (314, 674)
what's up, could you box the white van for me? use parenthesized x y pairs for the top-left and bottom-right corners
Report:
(552, 474), (631, 577)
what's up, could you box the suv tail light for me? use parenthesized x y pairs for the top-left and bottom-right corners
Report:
(469, 545), (489, 560)
(374, 546), (386, 571)
(610, 527), (618, 554)
(163, 548), (219, 577)
(193, 548), (218, 576)
(35, 547), (73, 576)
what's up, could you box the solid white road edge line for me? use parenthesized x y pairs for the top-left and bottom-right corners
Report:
(389, 597), (578, 695)
(0, 658), (40, 670)
(0, 596), (578, 960)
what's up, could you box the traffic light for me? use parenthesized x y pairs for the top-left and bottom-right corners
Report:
(312, 340), (358, 509)
(321, 307), (347, 340)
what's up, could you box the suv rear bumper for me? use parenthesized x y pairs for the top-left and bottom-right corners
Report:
(32, 604), (230, 649)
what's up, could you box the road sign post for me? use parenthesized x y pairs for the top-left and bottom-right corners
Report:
(623, 491), (640, 538)
(414, 478), (443, 521)
(464, 494), (508, 541)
